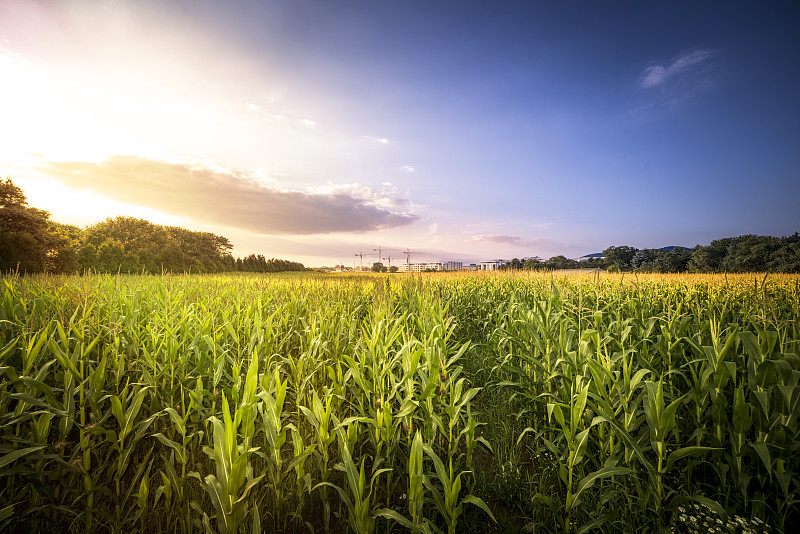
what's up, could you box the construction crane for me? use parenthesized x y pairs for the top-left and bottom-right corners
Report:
(383, 256), (393, 269)
(403, 248), (417, 272)
(354, 252), (370, 271)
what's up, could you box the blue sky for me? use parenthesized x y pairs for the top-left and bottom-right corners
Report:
(1, 0), (798, 266)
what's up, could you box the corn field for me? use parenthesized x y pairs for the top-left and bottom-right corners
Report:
(0, 271), (798, 533)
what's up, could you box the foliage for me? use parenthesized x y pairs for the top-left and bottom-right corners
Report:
(0, 179), (305, 275)
(0, 178), (55, 273)
(690, 234), (800, 273)
(602, 245), (638, 271)
(0, 271), (798, 534)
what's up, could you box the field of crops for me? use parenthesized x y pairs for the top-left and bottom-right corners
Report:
(1, 271), (798, 533)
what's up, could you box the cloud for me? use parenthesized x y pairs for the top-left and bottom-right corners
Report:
(308, 182), (414, 211)
(362, 136), (390, 146)
(469, 234), (543, 247)
(403, 165), (415, 172)
(39, 156), (419, 235)
(639, 48), (718, 89)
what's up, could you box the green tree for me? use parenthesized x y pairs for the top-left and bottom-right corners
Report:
(0, 178), (54, 273)
(544, 255), (579, 270)
(603, 245), (638, 272)
(523, 257), (543, 270)
(47, 222), (83, 273)
(371, 262), (384, 272)
(690, 238), (734, 272)
(389, 265), (399, 273)
(767, 233), (800, 272)
(661, 248), (691, 272)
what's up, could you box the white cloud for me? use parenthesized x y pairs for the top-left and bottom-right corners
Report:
(301, 118), (318, 128)
(362, 136), (391, 146)
(469, 234), (543, 247)
(403, 165), (415, 172)
(639, 49), (718, 88)
(40, 156), (419, 235)
(309, 181), (414, 212)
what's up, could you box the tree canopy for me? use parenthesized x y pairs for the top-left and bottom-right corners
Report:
(500, 236), (799, 274)
(0, 178), (55, 272)
(0, 178), (306, 275)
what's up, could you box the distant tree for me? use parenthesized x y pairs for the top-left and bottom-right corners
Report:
(722, 235), (782, 272)
(690, 238), (734, 272)
(661, 248), (691, 272)
(603, 246), (638, 272)
(580, 257), (606, 269)
(632, 249), (657, 270)
(544, 255), (579, 270)
(371, 262), (384, 272)
(0, 178), (55, 273)
(507, 258), (523, 270)
(389, 265), (399, 273)
(523, 257), (543, 270)
(47, 222), (83, 273)
(767, 233), (800, 272)
(688, 234), (800, 273)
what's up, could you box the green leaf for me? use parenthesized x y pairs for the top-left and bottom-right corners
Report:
(664, 446), (717, 473)
(152, 433), (185, 464)
(0, 504), (14, 523)
(375, 508), (417, 531)
(0, 446), (46, 472)
(533, 492), (555, 510)
(573, 466), (631, 506)
(462, 494), (496, 523)
(204, 474), (230, 532)
(234, 474), (265, 504)
(750, 442), (772, 479)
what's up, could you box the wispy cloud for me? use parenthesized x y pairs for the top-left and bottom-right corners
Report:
(639, 49), (718, 89)
(634, 48), (721, 113)
(40, 156), (418, 235)
(468, 234), (543, 247)
(362, 136), (390, 145)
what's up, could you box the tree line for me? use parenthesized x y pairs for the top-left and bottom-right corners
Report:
(501, 235), (800, 273)
(0, 178), (306, 274)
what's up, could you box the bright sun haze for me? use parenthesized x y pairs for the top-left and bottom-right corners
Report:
(1, 0), (798, 266)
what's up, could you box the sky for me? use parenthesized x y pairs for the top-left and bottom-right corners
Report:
(1, 0), (799, 267)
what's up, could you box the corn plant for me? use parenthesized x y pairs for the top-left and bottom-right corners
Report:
(314, 427), (391, 534)
(420, 437), (496, 534)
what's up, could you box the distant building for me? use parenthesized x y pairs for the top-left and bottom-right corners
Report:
(396, 261), (465, 272)
(415, 262), (443, 272)
(479, 259), (507, 271)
